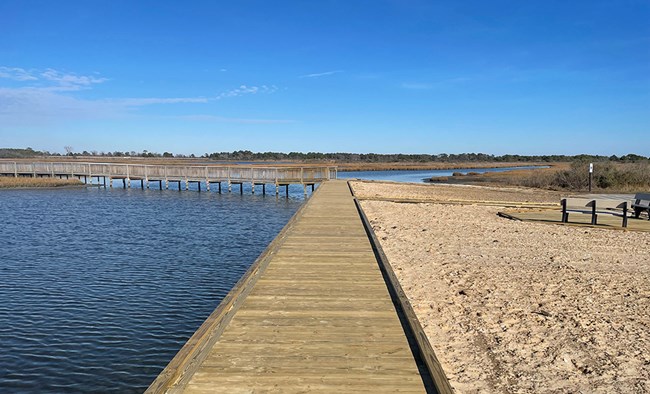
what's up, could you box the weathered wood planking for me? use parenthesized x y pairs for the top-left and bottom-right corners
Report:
(0, 161), (336, 188)
(147, 180), (438, 393)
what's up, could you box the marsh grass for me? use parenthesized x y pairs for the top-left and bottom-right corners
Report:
(0, 176), (83, 188)
(430, 161), (650, 192)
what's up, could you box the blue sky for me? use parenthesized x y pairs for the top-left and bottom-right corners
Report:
(1, 0), (648, 156)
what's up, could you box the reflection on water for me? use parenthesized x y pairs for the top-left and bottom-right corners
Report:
(337, 166), (548, 183)
(0, 186), (304, 393)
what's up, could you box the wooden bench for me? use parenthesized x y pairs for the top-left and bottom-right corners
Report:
(632, 193), (650, 220)
(561, 198), (630, 227)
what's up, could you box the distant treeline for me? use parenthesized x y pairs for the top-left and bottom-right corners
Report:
(1, 147), (648, 163)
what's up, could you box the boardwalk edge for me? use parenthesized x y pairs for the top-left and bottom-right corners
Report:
(349, 181), (455, 394)
(144, 182), (325, 394)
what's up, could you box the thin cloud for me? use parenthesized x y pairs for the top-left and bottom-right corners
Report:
(215, 85), (278, 99)
(0, 65), (281, 127)
(299, 70), (343, 78)
(0, 87), (119, 125)
(40, 68), (108, 89)
(0, 66), (38, 81)
(1, 66), (108, 91)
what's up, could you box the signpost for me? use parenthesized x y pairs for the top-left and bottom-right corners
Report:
(589, 163), (593, 192)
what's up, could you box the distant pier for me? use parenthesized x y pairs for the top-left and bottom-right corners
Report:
(0, 161), (337, 195)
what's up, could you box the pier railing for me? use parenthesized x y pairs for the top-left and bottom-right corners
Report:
(0, 161), (337, 185)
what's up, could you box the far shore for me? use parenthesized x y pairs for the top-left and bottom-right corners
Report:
(335, 162), (554, 172)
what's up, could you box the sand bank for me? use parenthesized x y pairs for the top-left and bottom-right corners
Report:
(352, 181), (650, 393)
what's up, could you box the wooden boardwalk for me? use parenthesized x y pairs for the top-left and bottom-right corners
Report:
(0, 161), (336, 194)
(147, 180), (439, 393)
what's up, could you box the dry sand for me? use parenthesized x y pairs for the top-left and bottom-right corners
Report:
(352, 181), (650, 394)
(351, 180), (562, 204)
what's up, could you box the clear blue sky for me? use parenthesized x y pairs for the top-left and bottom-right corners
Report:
(1, 0), (648, 156)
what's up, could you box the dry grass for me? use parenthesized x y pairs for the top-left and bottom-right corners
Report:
(0, 176), (83, 188)
(429, 164), (568, 186)
(430, 161), (650, 192)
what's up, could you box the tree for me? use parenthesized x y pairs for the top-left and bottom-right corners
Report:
(64, 146), (74, 156)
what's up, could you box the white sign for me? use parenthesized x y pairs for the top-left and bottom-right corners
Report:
(589, 163), (594, 173)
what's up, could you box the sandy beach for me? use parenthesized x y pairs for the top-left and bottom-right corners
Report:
(352, 181), (650, 393)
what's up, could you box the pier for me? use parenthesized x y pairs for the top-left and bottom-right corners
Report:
(0, 161), (336, 195)
(146, 180), (451, 393)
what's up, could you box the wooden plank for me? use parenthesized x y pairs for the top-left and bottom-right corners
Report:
(147, 180), (434, 393)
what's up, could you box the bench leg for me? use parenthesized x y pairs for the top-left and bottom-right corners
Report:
(591, 214), (597, 226)
(623, 215), (628, 228)
(562, 212), (569, 223)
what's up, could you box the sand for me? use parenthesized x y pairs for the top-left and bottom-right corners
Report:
(352, 181), (650, 394)
(351, 180), (562, 204)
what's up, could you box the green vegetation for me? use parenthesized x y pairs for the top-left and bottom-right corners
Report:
(0, 148), (52, 158)
(2, 147), (648, 164)
(202, 151), (649, 163)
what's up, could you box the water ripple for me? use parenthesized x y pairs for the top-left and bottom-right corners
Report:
(0, 187), (303, 393)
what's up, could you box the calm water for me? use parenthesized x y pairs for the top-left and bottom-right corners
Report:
(0, 185), (305, 393)
(337, 165), (548, 183)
